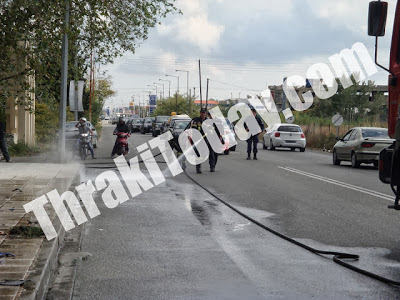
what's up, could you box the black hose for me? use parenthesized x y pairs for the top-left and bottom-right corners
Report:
(184, 170), (400, 287)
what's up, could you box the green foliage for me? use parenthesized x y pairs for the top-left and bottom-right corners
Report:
(153, 94), (199, 118)
(35, 102), (60, 144)
(9, 225), (44, 237)
(81, 76), (115, 126)
(304, 76), (386, 124)
(8, 142), (41, 156)
(1, 0), (179, 112)
(35, 102), (74, 147)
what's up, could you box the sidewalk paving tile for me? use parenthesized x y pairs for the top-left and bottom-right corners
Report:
(0, 158), (80, 300)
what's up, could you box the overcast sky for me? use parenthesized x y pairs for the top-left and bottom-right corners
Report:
(103, 0), (397, 108)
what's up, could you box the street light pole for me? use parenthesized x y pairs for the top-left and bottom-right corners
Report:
(176, 70), (189, 113)
(147, 84), (158, 97)
(59, 0), (69, 163)
(153, 82), (164, 99)
(159, 79), (171, 98)
(166, 74), (179, 112)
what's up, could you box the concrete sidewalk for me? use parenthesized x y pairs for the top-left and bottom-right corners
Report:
(0, 156), (80, 300)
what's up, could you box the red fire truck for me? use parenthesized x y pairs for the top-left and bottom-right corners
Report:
(368, 1), (400, 209)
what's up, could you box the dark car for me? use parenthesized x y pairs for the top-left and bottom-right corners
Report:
(140, 117), (155, 134)
(125, 118), (134, 132)
(65, 121), (98, 149)
(129, 118), (144, 133)
(169, 119), (191, 152)
(152, 115), (170, 137)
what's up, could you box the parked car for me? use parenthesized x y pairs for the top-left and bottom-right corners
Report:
(125, 118), (134, 132)
(129, 118), (144, 132)
(332, 127), (394, 168)
(111, 116), (118, 124)
(263, 123), (306, 152)
(140, 117), (155, 134)
(152, 115), (170, 137)
(65, 121), (98, 149)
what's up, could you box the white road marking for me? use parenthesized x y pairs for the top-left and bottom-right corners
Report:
(278, 166), (394, 201)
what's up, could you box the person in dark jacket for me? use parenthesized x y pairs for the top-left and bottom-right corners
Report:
(0, 121), (11, 162)
(75, 117), (96, 159)
(245, 107), (265, 160)
(111, 117), (131, 158)
(189, 108), (219, 173)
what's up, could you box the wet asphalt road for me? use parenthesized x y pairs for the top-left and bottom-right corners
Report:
(69, 122), (400, 299)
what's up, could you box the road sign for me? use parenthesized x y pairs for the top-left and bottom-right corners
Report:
(149, 95), (157, 114)
(332, 113), (343, 127)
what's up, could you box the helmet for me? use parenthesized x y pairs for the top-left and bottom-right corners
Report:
(118, 117), (125, 124)
(80, 117), (87, 123)
(171, 112), (177, 116)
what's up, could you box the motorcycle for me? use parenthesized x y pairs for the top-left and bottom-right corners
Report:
(114, 132), (130, 156)
(77, 133), (91, 160)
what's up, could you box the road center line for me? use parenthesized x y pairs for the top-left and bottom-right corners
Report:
(278, 166), (394, 201)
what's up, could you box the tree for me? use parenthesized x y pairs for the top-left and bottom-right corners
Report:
(82, 75), (115, 123)
(308, 74), (385, 124)
(0, 0), (179, 116)
(153, 94), (199, 118)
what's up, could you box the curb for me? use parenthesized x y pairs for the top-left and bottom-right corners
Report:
(19, 172), (80, 300)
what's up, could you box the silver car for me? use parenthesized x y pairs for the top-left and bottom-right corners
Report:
(332, 127), (394, 168)
(263, 124), (306, 152)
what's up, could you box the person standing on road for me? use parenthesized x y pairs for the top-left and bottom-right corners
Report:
(0, 121), (11, 162)
(75, 117), (96, 159)
(206, 111), (221, 172)
(245, 107), (264, 160)
(189, 108), (217, 173)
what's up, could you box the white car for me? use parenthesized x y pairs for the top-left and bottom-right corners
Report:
(263, 124), (306, 152)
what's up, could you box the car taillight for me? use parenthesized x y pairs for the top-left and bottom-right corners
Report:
(361, 142), (376, 147)
(275, 132), (280, 137)
(301, 134), (305, 138)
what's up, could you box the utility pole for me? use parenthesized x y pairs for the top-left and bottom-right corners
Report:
(199, 60), (202, 109)
(176, 70), (189, 113)
(166, 74), (179, 112)
(193, 87), (196, 113)
(206, 78), (209, 111)
(58, 0), (69, 163)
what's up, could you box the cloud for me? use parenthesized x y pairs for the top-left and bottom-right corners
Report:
(157, 0), (224, 53)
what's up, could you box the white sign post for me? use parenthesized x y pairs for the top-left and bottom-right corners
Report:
(69, 80), (85, 119)
(332, 113), (343, 138)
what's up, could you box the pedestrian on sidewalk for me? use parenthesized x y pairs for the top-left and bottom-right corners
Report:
(0, 121), (11, 162)
(245, 107), (264, 160)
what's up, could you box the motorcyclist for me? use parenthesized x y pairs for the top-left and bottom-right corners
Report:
(111, 117), (130, 158)
(75, 117), (96, 159)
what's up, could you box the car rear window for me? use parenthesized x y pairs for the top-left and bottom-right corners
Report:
(361, 129), (389, 138)
(175, 121), (190, 129)
(156, 116), (169, 122)
(278, 126), (301, 132)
